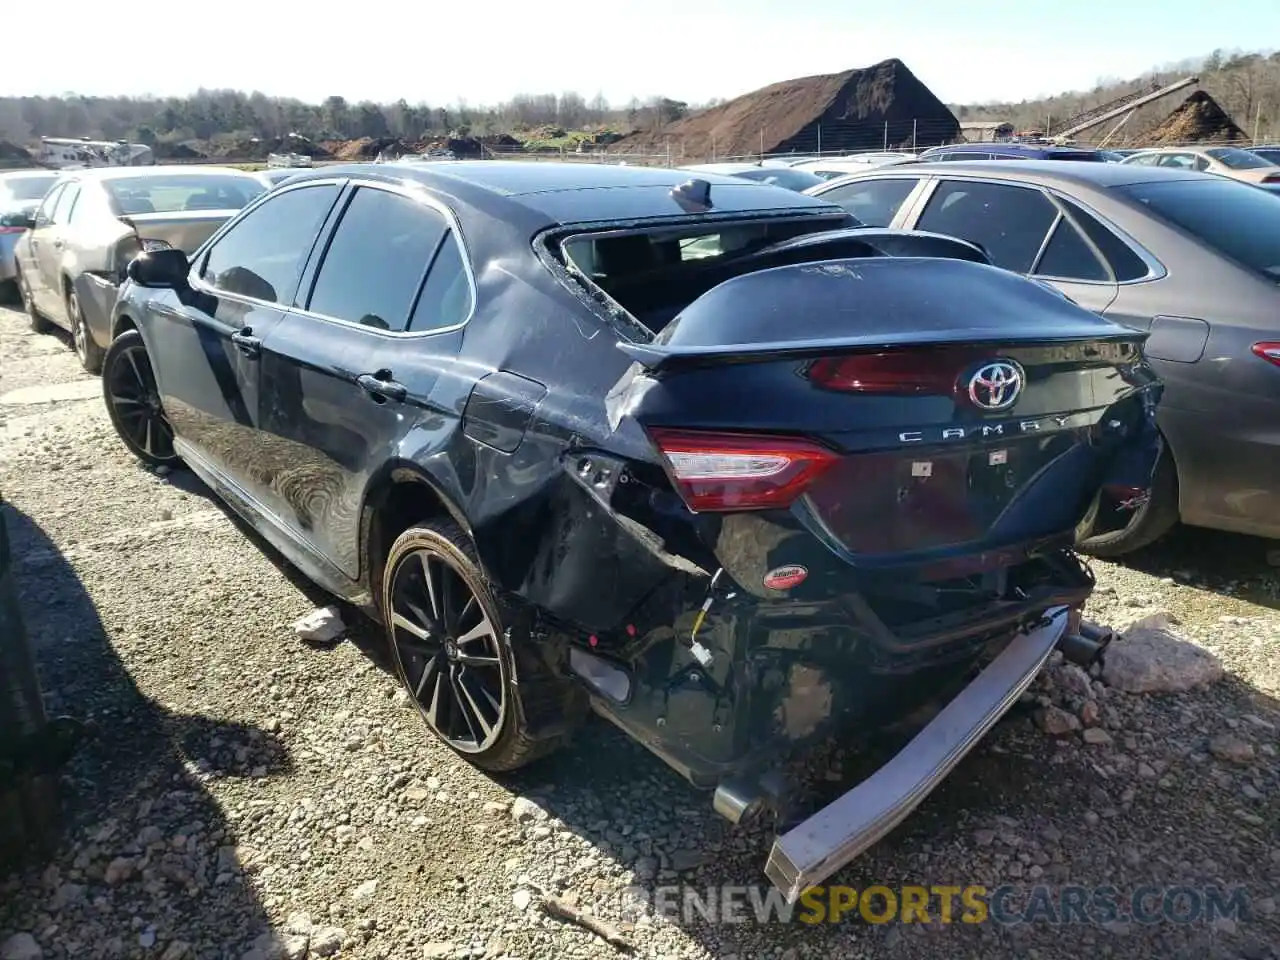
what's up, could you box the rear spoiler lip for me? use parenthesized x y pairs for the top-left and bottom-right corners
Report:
(617, 328), (1149, 373)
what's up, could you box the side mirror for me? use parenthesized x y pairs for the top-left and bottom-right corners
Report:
(127, 248), (190, 289)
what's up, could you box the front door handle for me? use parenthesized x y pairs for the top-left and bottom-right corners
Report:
(357, 371), (407, 403)
(230, 327), (261, 357)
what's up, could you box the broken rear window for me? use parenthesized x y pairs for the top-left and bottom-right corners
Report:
(559, 214), (853, 333)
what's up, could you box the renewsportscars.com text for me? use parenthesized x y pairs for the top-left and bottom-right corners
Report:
(616, 883), (1253, 926)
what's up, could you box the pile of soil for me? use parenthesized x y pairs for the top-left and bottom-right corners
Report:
(153, 142), (206, 160)
(610, 58), (959, 158)
(0, 140), (32, 164)
(1146, 91), (1247, 145)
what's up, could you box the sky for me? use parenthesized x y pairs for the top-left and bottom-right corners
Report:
(0, 0), (1270, 107)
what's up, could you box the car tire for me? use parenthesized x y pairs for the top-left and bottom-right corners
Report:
(15, 266), (50, 334)
(0, 278), (20, 305)
(68, 286), (105, 375)
(1076, 445), (1180, 559)
(101, 330), (182, 468)
(382, 519), (572, 772)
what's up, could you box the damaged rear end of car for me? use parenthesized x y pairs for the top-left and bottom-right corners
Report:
(528, 217), (1162, 898)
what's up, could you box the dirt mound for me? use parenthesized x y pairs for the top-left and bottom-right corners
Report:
(0, 140), (32, 164)
(1147, 91), (1247, 145)
(610, 58), (958, 159)
(153, 142), (206, 160)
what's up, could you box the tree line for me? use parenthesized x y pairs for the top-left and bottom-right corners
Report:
(0, 89), (695, 149)
(2, 48), (1276, 153)
(953, 49), (1280, 142)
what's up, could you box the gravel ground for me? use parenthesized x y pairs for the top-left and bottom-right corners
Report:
(1, 301), (1278, 960)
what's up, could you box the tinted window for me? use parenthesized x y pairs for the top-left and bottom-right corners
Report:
(409, 233), (473, 332)
(1156, 153), (1198, 170)
(51, 182), (80, 225)
(1118, 178), (1280, 282)
(819, 178), (918, 227)
(105, 174), (265, 215)
(1251, 148), (1280, 165)
(1034, 217), (1109, 281)
(732, 168), (825, 192)
(1, 175), (57, 202)
(916, 181), (1058, 273)
(308, 187), (448, 331)
(202, 184), (340, 304)
(1205, 147), (1272, 170)
(1059, 198), (1150, 281)
(1045, 151), (1105, 162)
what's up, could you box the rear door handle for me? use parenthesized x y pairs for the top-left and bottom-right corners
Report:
(357, 371), (407, 403)
(230, 328), (261, 357)
(52, 240), (64, 249)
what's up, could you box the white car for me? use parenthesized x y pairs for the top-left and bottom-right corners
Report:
(791, 154), (918, 180)
(677, 162), (826, 193)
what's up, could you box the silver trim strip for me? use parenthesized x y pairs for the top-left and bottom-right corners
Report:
(763, 606), (1070, 901)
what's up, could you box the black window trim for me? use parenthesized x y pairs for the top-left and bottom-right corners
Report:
(289, 179), (476, 339)
(188, 177), (478, 339)
(908, 174), (1164, 285)
(33, 182), (66, 227)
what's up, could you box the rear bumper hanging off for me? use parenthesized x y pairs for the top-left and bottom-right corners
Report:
(763, 606), (1071, 902)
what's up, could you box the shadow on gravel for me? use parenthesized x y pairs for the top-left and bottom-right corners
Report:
(1117, 525), (1280, 612)
(133, 467), (1280, 959)
(0, 502), (291, 960)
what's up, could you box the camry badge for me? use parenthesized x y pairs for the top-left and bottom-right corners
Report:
(967, 360), (1025, 411)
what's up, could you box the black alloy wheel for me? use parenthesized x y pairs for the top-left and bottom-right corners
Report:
(382, 520), (562, 772)
(101, 330), (179, 467)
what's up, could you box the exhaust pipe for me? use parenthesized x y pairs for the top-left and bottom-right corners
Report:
(713, 776), (764, 825)
(1056, 621), (1114, 669)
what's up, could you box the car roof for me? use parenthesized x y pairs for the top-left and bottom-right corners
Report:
(680, 162), (764, 174)
(0, 170), (58, 180)
(821, 158), (1215, 189)
(284, 160), (838, 225)
(59, 165), (260, 181)
(927, 142), (1097, 154)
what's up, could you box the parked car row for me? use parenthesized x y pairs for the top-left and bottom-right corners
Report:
(0, 152), (1270, 900)
(8, 165), (266, 370)
(805, 158), (1280, 551)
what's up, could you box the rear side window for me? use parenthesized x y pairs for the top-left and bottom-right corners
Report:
(308, 187), (449, 332)
(34, 184), (64, 226)
(201, 183), (340, 304)
(916, 180), (1058, 273)
(1117, 178), (1280, 282)
(818, 178), (918, 227)
(1033, 216), (1109, 281)
(409, 233), (473, 332)
(51, 183), (80, 225)
(1058, 198), (1150, 281)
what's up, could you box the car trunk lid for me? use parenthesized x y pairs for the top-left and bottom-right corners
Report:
(118, 210), (241, 255)
(610, 256), (1161, 570)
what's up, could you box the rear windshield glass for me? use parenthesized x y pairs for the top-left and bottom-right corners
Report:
(1117, 178), (1280, 282)
(105, 174), (265, 215)
(2, 175), (58, 201)
(1047, 151), (1105, 161)
(1252, 148), (1280, 165)
(1205, 147), (1273, 170)
(731, 168), (826, 192)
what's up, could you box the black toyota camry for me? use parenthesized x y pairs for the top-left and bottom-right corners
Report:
(102, 161), (1162, 897)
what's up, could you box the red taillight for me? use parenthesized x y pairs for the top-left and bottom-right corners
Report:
(1262, 174), (1280, 184)
(649, 428), (838, 512)
(1252, 342), (1280, 367)
(0, 226), (25, 235)
(806, 347), (984, 395)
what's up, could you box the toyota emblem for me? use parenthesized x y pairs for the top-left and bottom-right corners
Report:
(967, 360), (1025, 411)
